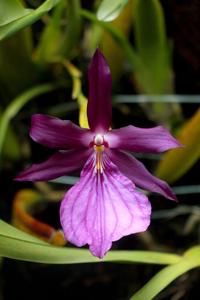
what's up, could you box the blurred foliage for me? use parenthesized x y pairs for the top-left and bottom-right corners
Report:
(134, 0), (172, 94)
(0, 108), (20, 160)
(0, 83), (58, 162)
(100, 0), (134, 83)
(132, 0), (182, 126)
(0, 29), (36, 100)
(34, 0), (67, 65)
(84, 1), (134, 83)
(156, 108), (200, 183)
(35, 0), (81, 65)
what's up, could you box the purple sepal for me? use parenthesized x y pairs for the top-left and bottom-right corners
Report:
(107, 149), (177, 201)
(30, 114), (92, 149)
(15, 149), (92, 181)
(87, 49), (112, 133)
(106, 125), (182, 153)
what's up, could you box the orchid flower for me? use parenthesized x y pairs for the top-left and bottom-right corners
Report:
(16, 49), (181, 258)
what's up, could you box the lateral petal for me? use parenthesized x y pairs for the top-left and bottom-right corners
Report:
(87, 49), (112, 133)
(106, 125), (181, 153)
(30, 114), (92, 149)
(15, 149), (92, 181)
(107, 149), (177, 201)
(60, 154), (151, 258)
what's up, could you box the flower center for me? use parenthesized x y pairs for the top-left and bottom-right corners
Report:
(94, 134), (104, 146)
(93, 134), (104, 173)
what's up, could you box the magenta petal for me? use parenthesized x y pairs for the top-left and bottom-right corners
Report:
(87, 49), (112, 133)
(106, 125), (181, 153)
(30, 114), (92, 149)
(107, 149), (177, 201)
(60, 154), (151, 258)
(15, 149), (92, 181)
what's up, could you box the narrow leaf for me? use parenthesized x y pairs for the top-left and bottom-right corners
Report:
(134, 0), (172, 94)
(0, 220), (181, 265)
(134, 0), (166, 62)
(130, 247), (200, 300)
(0, 0), (61, 41)
(0, 0), (31, 26)
(130, 261), (198, 300)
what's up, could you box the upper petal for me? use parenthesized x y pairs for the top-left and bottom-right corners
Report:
(15, 149), (92, 181)
(87, 48), (112, 133)
(60, 153), (151, 258)
(106, 125), (181, 153)
(30, 114), (92, 149)
(107, 149), (177, 201)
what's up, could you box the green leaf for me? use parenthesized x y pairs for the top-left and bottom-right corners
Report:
(0, 83), (59, 161)
(0, 0), (61, 41)
(184, 245), (200, 265)
(130, 261), (198, 300)
(134, 0), (166, 62)
(0, 0), (31, 26)
(0, 220), (181, 265)
(0, 219), (46, 244)
(134, 0), (172, 94)
(97, 0), (129, 22)
(130, 246), (200, 300)
(156, 108), (200, 183)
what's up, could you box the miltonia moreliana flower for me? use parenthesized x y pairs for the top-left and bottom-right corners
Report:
(16, 49), (181, 258)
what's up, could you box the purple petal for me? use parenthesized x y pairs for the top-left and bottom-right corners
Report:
(87, 48), (112, 133)
(30, 114), (92, 149)
(107, 149), (177, 201)
(15, 149), (92, 181)
(106, 125), (181, 153)
(60, 154), (151, 258)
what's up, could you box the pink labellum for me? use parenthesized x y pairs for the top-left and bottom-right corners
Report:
(60, 154), (151, 258)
